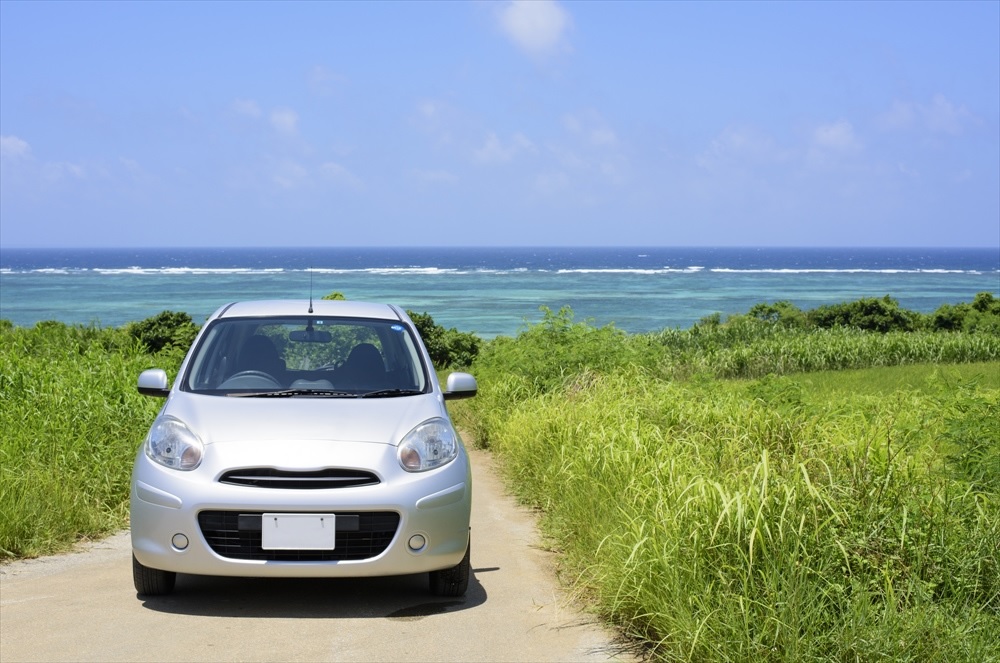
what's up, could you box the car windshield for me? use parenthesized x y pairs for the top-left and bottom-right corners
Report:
(181, 316), (429, 397)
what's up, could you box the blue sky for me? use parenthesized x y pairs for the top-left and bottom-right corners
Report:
(1, 1), (997, 248)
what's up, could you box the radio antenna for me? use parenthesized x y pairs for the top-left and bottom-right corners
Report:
(308, 267), (314, 313)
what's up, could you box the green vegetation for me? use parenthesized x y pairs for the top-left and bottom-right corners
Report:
(0, 321), (182, 558)
(455, 300), (1000, 661)
(125, 310), (199, 354)
(407, 310), (481, 369)
(2, 294), (998, 660)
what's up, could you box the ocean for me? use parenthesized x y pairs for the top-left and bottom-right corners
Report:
(1, 247), (997, 338)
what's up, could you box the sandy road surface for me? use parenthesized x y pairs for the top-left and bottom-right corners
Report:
(0, 448), (635, 663)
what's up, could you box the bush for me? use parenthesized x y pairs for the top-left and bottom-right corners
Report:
(125, 311), (199, 354)
(930, 293), (1000, 334)
(747, 300), (809, 328)
(807, 295), (922, 332)
(407, 310), (481, 369)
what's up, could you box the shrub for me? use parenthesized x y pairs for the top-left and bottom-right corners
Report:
(407, 310), (481, 369)
(747, 300), (809, 328)
(807, 295), (922, 332)
(930, 292), (1000, 334)
(125, 311), (199, 354)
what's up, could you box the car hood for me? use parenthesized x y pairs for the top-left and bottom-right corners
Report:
(159, 392), (448, 446)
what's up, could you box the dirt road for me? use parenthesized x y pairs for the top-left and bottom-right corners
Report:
(0, 448), (634, 663)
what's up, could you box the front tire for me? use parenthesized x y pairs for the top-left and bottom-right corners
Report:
(429, 538), (470, 597)
(132, 554), (176, 596)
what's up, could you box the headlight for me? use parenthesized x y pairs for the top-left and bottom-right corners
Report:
(144, 416), (204, 470)
(398, 418), (459, 472)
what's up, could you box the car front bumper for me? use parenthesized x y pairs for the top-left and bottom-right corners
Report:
(130, 438), (471, 578)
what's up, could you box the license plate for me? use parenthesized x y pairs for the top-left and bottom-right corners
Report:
(261, 513), (336, 550)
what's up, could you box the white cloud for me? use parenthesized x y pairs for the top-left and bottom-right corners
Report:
(308, 65), (347, 96)
(534, 170), (570, 195)
(408, 169), (459, 185)
(897, 162), (919, 178)
(120, 157), (141, 173)
(1, 135), (31, 160)
(813, 120), (862, 152)
(474, 132), (536, 163)
(319, 161), (363, 189)
(563, 112), (619, 148)
(412, 99), (461, 147)
(42, 161), (87, 181)
(417, 100), (442, 120)
(270, 108), (299, 135)
(497, 0), (571, 57)
(806, 120), (863, 169)
(922, 94), (973, 135)
(879, 94), (974, 135)
(697, 126), (786, 169)
(272, 159), (308, 189)
(880, 100), (916, 131)
(232, 99), (262, 118)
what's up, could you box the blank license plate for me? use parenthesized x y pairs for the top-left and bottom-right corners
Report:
(261, 513), (336, 550)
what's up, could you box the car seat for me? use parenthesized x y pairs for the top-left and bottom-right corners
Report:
(234, 335), (286, 380)
(339, 343), (386, 389)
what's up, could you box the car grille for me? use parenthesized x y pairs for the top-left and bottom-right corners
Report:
(218, 468), (380, 489)
(197, 510), (400, 561)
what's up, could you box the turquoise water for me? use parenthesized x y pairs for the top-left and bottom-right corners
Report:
(1, 247), (997, 337)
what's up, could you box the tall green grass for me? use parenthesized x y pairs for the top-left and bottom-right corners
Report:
(0, 322), (175, 558)
(652, 319), (1000, 380)
(463, 370), (998, 661)
(456, 308), (1000, 661)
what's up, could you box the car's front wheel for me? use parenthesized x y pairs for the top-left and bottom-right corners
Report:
(132, 554), (176, 596)
(429, 538), (470, 596)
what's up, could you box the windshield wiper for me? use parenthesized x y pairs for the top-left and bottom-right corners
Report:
(359, 388), (425, 399)
(228, 389), (357, 398)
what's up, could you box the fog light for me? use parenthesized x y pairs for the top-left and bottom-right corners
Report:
(408, 534), (426, 552)
(171, 533), (189, 550)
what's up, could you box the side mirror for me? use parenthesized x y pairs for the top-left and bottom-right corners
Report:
(443, 372), (477, 401)
(138, 369), (170, 398)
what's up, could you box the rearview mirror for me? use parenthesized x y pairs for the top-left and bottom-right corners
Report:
(289, 329), (333, 343)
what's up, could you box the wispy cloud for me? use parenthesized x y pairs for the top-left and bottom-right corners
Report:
(270, 108), (299, 135)
(272, 159), (308, 189)
(533, 170), (570, 195)
(497, 0), (572, 57)
(474, 132), (536, 163)
(563, 112), (619, 148)
(232, 99), (263, 119)
(0, 135), (31, 160)
(408, 169), (459, 186)
(879, 94), (975, 135)
(813, 120), (862, 152)
(308, 65), (347, 97)
(319, 161), (363, 189)
(42, 161), (87, 181)
(697, 126), (788, 170)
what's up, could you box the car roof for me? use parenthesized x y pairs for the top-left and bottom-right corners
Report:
(210, 300), (406, 322)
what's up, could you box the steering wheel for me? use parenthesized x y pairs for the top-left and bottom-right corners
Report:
(228, 370), (278, 382)
(219, 370), (281, 388)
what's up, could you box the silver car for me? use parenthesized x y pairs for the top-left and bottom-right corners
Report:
(130, 300), (477, 597)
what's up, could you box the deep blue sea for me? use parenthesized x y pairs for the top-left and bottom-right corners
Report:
(1, 247), (998, 338)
